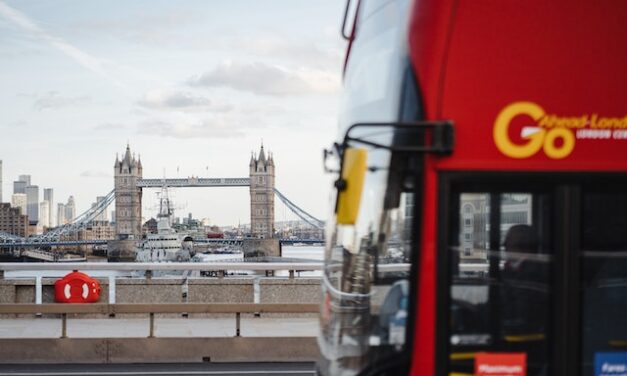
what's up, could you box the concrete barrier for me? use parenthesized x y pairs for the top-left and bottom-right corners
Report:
(259, 278), (320, 318)
(0, 337), (319, 364)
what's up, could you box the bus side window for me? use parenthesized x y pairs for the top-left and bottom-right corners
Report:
(448, 192), (552, 376)
(581, 192), (627, 376)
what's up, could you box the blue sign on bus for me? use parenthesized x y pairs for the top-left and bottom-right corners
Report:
(596, 353), (627, 376)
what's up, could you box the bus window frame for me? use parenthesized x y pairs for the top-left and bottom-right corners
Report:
(432, 172), (627, 376)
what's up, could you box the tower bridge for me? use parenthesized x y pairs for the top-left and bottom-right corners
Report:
(114, 143), (285, 241)
(0, 144), (324, 251)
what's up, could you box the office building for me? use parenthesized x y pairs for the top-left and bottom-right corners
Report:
(65, 196), (76, 223)
(44, 188), (56, 227)
(92, 196), (108, 221)
(13, 180), (26, 195)
(39, 200), (50, 228)
(11, 193), (27, 215)
(18, 175), (31, 186)
(44, 188), (54, 226)
(25, 185), (39, 224)
(57, 203), (66, 226)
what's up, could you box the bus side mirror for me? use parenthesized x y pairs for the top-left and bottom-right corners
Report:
(336, 147), (368, 225)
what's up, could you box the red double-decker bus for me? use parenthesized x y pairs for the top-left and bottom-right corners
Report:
(317, 1), (627, 375)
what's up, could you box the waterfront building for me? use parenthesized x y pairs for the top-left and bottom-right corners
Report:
(39, 200), (50, 228)
(44, 188), (54, 227)
(25, 185), (39, 224)
(0, 160), (3, 203)
(114, 144), (143, 239)
(0, 202), (29, 237)
(249, 144), (275, 239)
(86, 220), (115, 240)
(11, 193), (27, 215)
(60, 220), (115, 253)
(57, 203), (66, 225)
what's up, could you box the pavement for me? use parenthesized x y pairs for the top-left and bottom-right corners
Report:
(0, 317), (319, 338)
(0, 363), (317, 376)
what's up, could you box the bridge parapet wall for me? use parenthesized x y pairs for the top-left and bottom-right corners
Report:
(0, 277), (320, 318)
(259, 278), (320, 318)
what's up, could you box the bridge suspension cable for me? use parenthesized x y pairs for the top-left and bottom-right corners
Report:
(36, 189), (116, 241)
(1, 187), (323, 244)
(0, 231), (21, 243)
(273, 188), (325, 230)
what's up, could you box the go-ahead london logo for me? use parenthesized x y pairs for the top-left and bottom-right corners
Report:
(493, 101), (627, 159)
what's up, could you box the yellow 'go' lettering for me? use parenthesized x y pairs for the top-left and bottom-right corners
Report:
(493, 101), (575, 159)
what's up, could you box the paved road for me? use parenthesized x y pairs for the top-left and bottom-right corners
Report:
(0, 363), (316, 376)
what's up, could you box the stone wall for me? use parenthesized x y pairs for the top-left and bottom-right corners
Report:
(241, 238), (281, 257)
(107, 239), (136, 262)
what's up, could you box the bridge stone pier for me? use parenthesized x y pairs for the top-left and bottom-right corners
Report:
(108, 144), (277, 261)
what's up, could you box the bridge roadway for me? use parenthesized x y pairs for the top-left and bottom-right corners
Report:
(136, 177), (251, 188)
(0, 363), (315, 376)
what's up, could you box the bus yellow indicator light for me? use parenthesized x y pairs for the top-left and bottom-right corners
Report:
(336, 148), (368, 225)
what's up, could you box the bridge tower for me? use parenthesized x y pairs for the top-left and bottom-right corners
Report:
(114, 144), (143, 240)
(249, 144), (275, 238)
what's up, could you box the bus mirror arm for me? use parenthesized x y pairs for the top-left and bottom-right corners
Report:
(432, 122), (455, 156)
(341, 0), (356, 41)
(342, 121), (455, 156)
(334, 178), (347, 192)
(323, 142), (345, 174)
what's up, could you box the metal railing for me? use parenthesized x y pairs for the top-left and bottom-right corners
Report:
(0, 303), (318, 339)
(0, 261), (323, 278)
(0, 262), (413, 273)
(0, 262), (410, 305)
(0, 262), (326, 305)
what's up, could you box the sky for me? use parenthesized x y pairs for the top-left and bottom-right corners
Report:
(0, 0), (346, 226)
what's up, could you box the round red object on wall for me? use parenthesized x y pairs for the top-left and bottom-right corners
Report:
(54, 271), (101, 303)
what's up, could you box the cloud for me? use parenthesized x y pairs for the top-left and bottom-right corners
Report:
(8, 120), (27, 128)
(93, 122), (128, 131)
(136, 90), (233, 112)
(80, 170), (110, 178)
(137, 118), (245, 139)
(188, 61), (339, 96)
(33, 91), (91, 111)
(74, 12), (342, 70)
(0, 1), (127, 88)
(234, 35), (344, 71)
(73, 9), (199, 46)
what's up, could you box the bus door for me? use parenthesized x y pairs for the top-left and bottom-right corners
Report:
(437, 174), (627, 376)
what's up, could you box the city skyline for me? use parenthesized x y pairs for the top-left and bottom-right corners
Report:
(0, 0), (344, 226)
(0, 141), (329, 228)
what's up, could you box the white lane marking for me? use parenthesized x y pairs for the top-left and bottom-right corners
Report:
(0, 371), (315, 376)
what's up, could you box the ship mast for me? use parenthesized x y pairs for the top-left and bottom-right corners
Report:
(156, 183), (174, 233)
